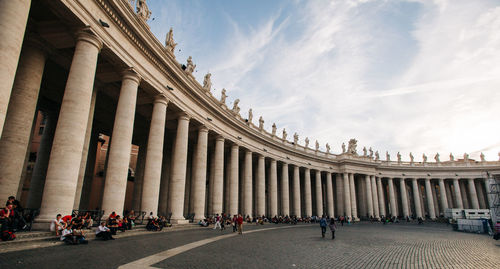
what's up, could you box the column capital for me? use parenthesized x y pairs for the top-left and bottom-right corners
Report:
(177, 112), (191, 121)
(215, 135), (224, 142)
(258, 154), (264, 159)
(122, 67), (142, 84)
(153, 93), (169, 106)
(76, 28), (103, 51)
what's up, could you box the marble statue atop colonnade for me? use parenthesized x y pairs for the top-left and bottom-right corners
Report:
(202, 72), (211, 91)
(135, 0), (151, 21)
(165, 27), (177, 55)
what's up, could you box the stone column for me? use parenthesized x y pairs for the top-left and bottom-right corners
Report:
(211, 136), (224, 215)
(424, 178), (436, 219)
(453, 178), (463, 208)
(304, 168), (312, 217)
(0, 0), (31, 136)
(376, 177), (386, 217)
(315, 171), (323, 217)
(191, 126), (208, 221)
(399, 178), (409, 218)
(343, 173), (352, 219)
(36, 31), (102, 225)
(292, 165), (301, 217)
(412, 178), (423, 218)
(475, 181), (486, 209)
(438, 178), (448, 214)
(459, 180), (470, 209)
(268, 159), (278, 217)
(349, 173), (357, 220)
(167, 113), (190, 223)
(326, 172), (334, 217)
(281, 163), (290, 216)
(445, 182), (454, 208)
(158, 135), (171, 216)
(78, 128), (99, 210)
(228, 144), (239, 216)
(388, 178), (397, 217)
(467, 178), (479, 209)
(243, 150), (252, 217)
(335, 174), (344, 216)
(365, 175), (374, 218)
(131, 138), (147, 211)
(370, 176), (379, 219)
(0, 41), (46, 205)
(256, 155), (265, 217)
(100, 69), (141, 216)
(73, 88), (97, 209)
(140, 95), (168, 216)
(26, 111), (57, 208)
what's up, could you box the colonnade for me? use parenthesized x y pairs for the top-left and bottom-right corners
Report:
(0, 1), (496, 230)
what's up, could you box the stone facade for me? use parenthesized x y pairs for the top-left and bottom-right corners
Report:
(0, 0), (499, 229)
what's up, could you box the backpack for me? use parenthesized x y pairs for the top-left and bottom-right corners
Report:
(1, 231), (16, 241)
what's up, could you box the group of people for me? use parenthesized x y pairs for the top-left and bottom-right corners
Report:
(208, 213), (244, 234)
(0, 196), (28, 240)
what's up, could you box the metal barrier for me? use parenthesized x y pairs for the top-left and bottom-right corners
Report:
(71, 209), (104, 227)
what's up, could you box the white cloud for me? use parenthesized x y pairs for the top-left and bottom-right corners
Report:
(149, 0), (500, 162)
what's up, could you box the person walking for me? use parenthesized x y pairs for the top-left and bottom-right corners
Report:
(232, 215), (237, 232)
(329, 218), (337, 240)
(320, 215), (327, 238)
(237, 214), (243, 235)
(340, 216), (344, 226)
(213, 214), (222, 230)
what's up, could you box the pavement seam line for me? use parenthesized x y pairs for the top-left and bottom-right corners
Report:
(117, 225), (305, 269)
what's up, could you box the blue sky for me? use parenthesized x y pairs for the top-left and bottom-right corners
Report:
(145, 0), (500, 161)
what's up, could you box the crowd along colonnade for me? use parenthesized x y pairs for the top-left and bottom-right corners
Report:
(0, 0), (498, 228)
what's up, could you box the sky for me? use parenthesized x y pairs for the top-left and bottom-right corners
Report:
(143, 0), (500, 162)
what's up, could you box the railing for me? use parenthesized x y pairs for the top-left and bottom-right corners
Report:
(71, 209), (104, 227)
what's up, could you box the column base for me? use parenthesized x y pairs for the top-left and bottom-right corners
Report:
(170, 219), (189, 224)
(32, 219), (52, 231)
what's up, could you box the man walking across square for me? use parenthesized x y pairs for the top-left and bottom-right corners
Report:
(237, 214), (244, 235)
(320, 215), (327, 238)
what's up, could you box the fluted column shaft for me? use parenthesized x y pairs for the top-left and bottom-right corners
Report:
(326, 173), (334, 217)
(484, 179), (493, 208)
(335, 173), (343, 216)
(349, 173), (357, 220)
(453, 178), (463, 208)
(229, 144), (239, 216)
(388, 178), (397, 217)
(365, 175), (374, 217)
(438, 178), (448, 213)
(190, 127), (208, 220)
(424, 178), (436, 219)
(304, 168), (312, 217)
(376, 177), (386, 217)
(36, 32), (103, 224)
(292, 165), (301, 217)
(140, 96), (168, 215)
(343, 173), (352, 219)
(168, 114), (190, 222)
(0, 42), (46, 205)
(0, 0), (31, 137)
(269, 159), (278, 217)
(243, 150), (253, 217)
(281, 163), (289, 216)
(256, 155), (265, 216)
(26, 111), (57, 208)
(467, 178), (479, 209)
(412, 178), (423, 218)
(101, 70), (140, 216)
(370, 176), (379, 219)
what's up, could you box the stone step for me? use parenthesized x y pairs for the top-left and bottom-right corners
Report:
(0, 223), (202, 253)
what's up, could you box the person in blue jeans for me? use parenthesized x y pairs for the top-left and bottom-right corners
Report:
(320, 215), (327, 238)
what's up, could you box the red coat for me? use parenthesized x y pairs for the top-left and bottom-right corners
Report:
(237, 216), (243, 224)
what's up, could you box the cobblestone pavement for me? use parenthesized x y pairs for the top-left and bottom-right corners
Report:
(156, 222), (500, 269)
(1, 222), (499, 269)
